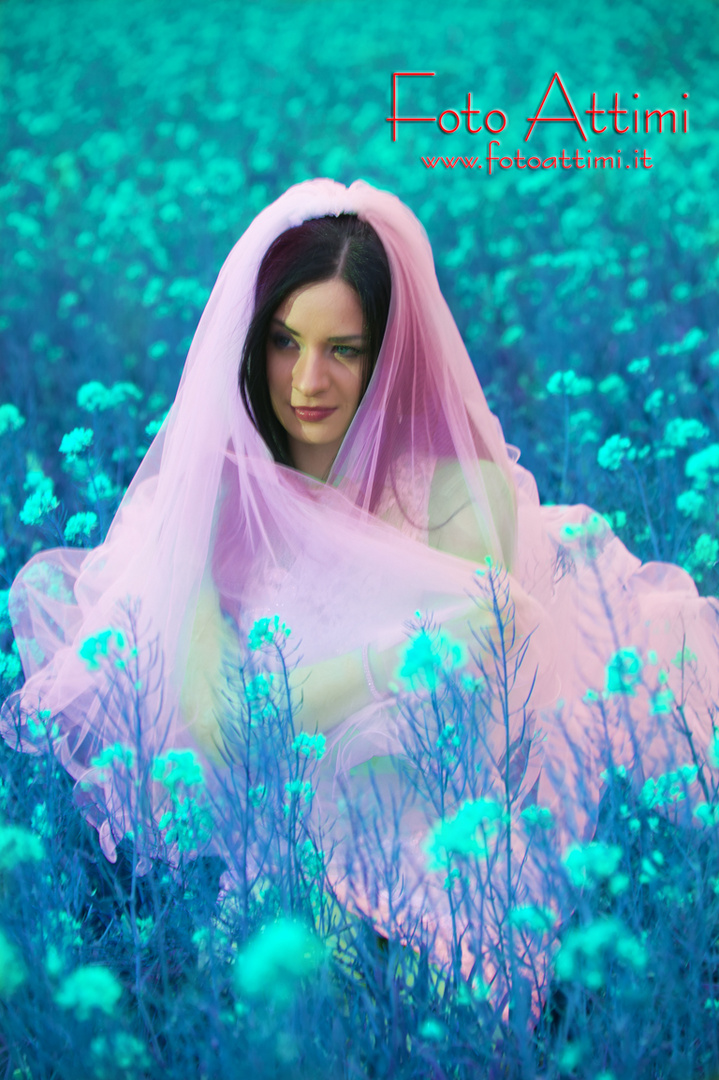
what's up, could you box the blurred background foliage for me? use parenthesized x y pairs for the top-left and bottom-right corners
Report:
(1, 0), (718, 591)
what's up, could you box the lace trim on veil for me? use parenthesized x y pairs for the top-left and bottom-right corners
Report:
(374, 449), (436, 544)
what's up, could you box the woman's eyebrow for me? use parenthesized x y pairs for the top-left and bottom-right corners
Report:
(270, 317), (299, 335)
(270, 317), (365, 343)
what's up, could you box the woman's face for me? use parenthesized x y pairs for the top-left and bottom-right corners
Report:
(266, 277), (366, 480)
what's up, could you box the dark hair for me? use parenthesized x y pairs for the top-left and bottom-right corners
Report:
(238, 214), (391, 466)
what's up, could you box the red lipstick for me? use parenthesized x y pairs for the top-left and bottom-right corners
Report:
(292, 407), (337, 422)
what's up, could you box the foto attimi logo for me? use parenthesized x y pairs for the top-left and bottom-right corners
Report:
(386, 71), (689, 173)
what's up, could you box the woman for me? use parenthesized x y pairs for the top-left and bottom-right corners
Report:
(3, 179), (718, 1015)
(181, 207), (522, 749)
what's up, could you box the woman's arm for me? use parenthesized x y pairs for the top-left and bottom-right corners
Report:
(179, 571), (236, 759)
(181, 458), (518, 753)
(180, 573), (405, 753)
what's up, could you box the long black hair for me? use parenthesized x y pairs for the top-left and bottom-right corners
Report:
(238, 214), (391, 466)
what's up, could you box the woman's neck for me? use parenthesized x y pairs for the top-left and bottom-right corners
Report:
(288, 438), (341, 482)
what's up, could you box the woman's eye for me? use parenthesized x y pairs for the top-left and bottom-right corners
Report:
(271, 332), (296, 350)
(333, 345), (363, 359)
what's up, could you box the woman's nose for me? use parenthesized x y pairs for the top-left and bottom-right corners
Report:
(292, 347), (330, 396)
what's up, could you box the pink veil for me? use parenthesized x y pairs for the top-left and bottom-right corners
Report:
(3, 178), (719, 1012)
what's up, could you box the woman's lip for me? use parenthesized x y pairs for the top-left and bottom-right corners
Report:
(292, 406), (337, 420)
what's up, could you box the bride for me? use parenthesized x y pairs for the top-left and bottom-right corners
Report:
(183, 204), (519, 748)
(3, 178), (718, 1013)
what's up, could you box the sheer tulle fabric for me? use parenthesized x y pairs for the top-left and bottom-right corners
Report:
(3, 179), (719, 1013)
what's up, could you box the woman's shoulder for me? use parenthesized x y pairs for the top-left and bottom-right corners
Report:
(431, 455), (510, 486)
(428, 456), (516, 568)
(429, 457), (512, 516)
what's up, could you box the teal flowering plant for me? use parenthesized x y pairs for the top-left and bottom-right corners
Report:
(89, 1033), (151, 1079)
(563, 840), (623, 890)
(597, 435), (637, 472)
(397, 611), (468, 696)
(559, 511), (612, 562)
(604, 647), (643, 696)
(64, 510), (98, 544)
(554, 915), (647, 992)
(55, 964), (123, 1020)
(234, 916), (327, 1006)
(423, 796), (504, 871)
(19, 471), (59, 529)
(78, 627), (130, 672)
(2, 2), (719, 1073)
(519, 803), (554, 830)
(508, 903), (557, 935)
(91, 742), (136, 780)
(77, 381), (143, 414)
(59, 426), (94, 462)
(0, 930), (26, 999)
(0, 823), (45, 871)
(25, 709), (60, 746)
(291, 731), (326, 760)
(0, 643), (22, 692)
(546, 369), (594, 397)
(0, 404), (26, 438)
(248, 614), (291, 652)
(639, 764), (699, 812)
(244, 672), (275, 705)
(153, 749), (213, 856)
